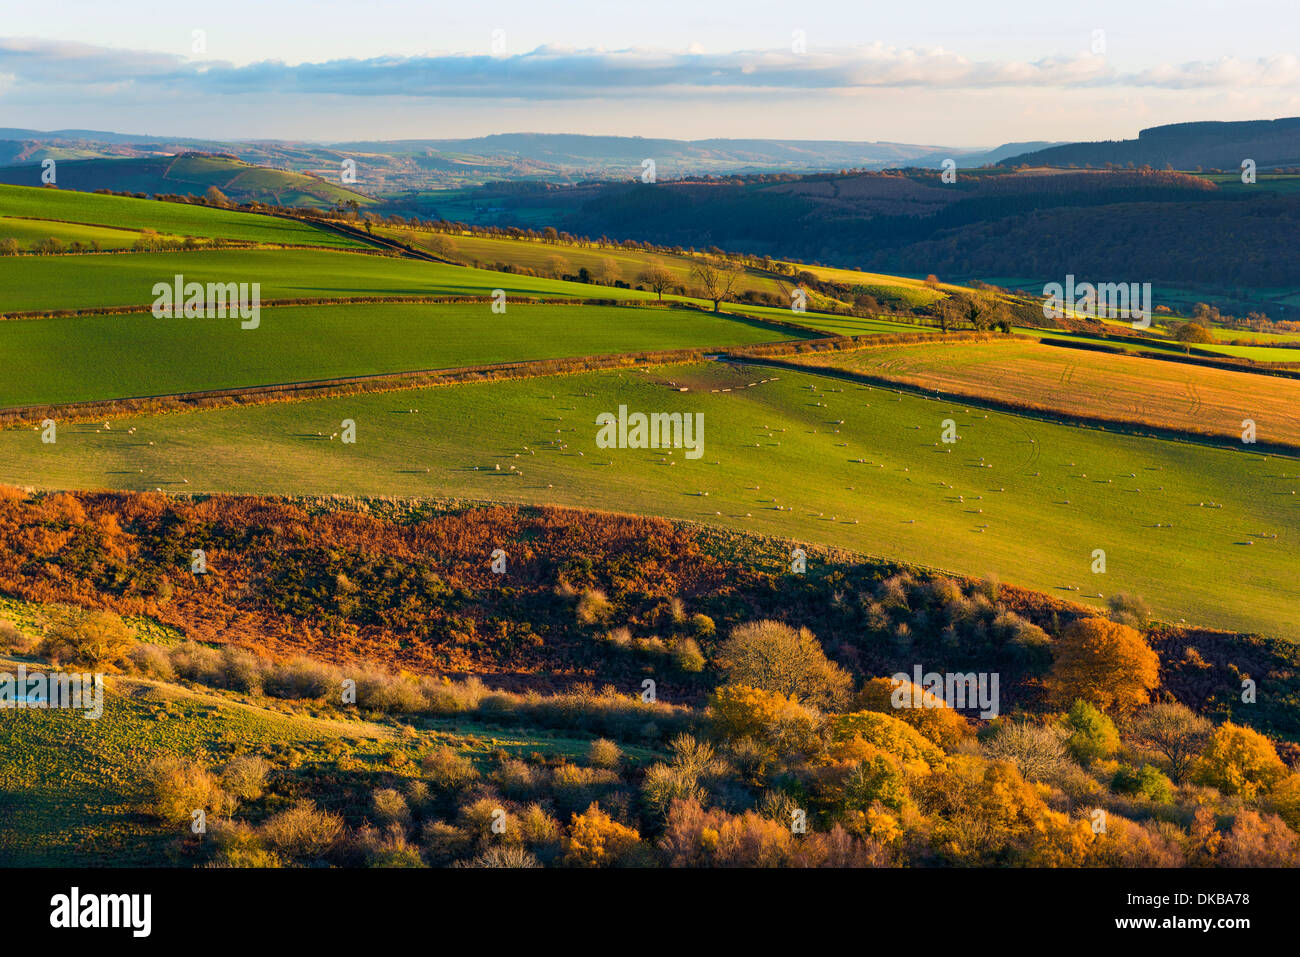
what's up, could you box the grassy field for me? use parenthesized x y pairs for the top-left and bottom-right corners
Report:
(0, 184), (363, 248)
(3, 361), (1296, 637)
(378, 227), (794, 296)
(781, 338), (1300, 446)
(0, 248), (671, 314)
(0, 302), (798, 406)
(0, 216), (162, 251)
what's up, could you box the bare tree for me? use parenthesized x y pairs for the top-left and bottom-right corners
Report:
(638, 265), (675, 300)
(690, 258), (741, 312)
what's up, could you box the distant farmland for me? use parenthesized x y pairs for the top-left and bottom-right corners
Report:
(0, 184), (362, 248)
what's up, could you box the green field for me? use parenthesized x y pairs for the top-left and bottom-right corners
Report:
(1021, 328), (1300, 365)
(4, 361), (1296, 637)
(0, 247), (670, 314)
(0, 216), (161, 251)
(0, 184), (362, 248)
(0, 303), (798, 406)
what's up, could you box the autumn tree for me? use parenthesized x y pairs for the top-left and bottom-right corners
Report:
(1130, 702), (1211, 782)
(1048, 617), (1159, 712)
(1192, 722), (1287, 800)
(638, 264), (676, 300)
(855, 676), (972, 750)
(40, 605), (133, 671)
(715, 620), (852, 709)
(690, 258), (741, 312)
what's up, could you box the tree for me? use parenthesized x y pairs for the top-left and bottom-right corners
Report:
(40, 605), (133, 671)
(715, 620), (852, 709)
(425, 234), (457, 260)
(1173, 321), (1216, 345)
(638, 264), (675, 300)
(1048, 617), (1159, 712)
(0, 237), (19, 256)
(593, 257), (621, 285)
(204, 185), (229, 207)
(544, 254), (570, 278)
(690, 258), (741, 312)
(855, 676), (971, 750)
(1192, 722), (1287, 800)
(1130, 702), (1211, 782)
(1063, 699), (1120, 762)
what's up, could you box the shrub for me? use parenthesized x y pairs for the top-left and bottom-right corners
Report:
(261, 801), (344, 859)
(575, 589), (615, 625)
(0, 619), (36, 654)
(463, 845), (541, 868)
(1107, 593), (1151, 629)
(169, 641), (223, 684)
(1063, 700), (1120, 762)
(220, 755), (272, 802)
(141, 755), (229, 824)
(690, 614), (716, 638)
(1112, 764), (1175, 803)
(673, 637), (706, 673)
(563, 803), (642, 867)
(127, 643), (175, 680)
(265, 657), (341, 700)
(372, 788), (412, 826)
(588, 738), (622, 769)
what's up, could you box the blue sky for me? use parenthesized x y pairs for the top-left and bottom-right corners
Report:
(2, 0), (1298, 145)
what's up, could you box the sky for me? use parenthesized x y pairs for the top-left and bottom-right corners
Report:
(2, 0), (1298, 146)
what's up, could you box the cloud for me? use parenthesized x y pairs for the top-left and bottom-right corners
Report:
(1, 38), (1297, 100)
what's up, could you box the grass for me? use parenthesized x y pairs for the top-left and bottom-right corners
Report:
(0, 247), (668, 314)
(378, 227), (794, 296)
(780, 338), (1300, 446)
(0, 184), (363, 248)
(0, 216), (162, 251)
(0, 302), (798, 406)
(2, 362), (1296, 638)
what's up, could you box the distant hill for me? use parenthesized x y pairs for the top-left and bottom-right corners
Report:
(1001, 118), (1300, 170)
(0, 129), (997, 190)
(0, 153), (375, 208)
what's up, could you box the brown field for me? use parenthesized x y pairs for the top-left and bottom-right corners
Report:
(782, 337), (1300, 447)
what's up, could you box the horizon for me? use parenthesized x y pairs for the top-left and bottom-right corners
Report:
(3, 0), (1299, 143)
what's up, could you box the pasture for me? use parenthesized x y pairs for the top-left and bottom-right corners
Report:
(0, 302), (798, 406)
(0, 216), (158, 251)
(3, 362), (1296, 637)
(0, 247), (666, 314)
(0, 184), (362, 248)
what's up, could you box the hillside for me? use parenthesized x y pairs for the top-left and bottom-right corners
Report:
(0, 153), (376, 209)
(1001, 118), (1300, 171)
